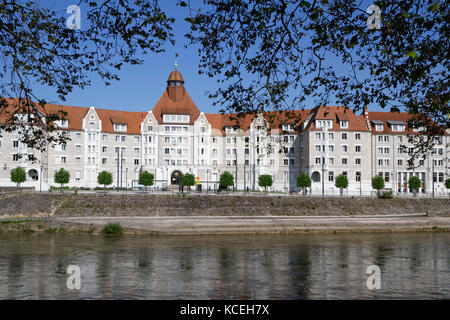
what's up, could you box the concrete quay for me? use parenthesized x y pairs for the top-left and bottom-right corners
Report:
(54, 214), (450, 235)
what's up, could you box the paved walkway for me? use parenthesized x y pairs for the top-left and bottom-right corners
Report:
(55, 214), (450, 235)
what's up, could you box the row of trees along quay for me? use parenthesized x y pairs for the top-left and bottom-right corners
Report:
(0, 1), (447, 170)
(8, 167), (450, 197)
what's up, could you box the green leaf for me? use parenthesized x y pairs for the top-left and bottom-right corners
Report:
(405, 51), (418, 59)
(300, 1), (311, 8)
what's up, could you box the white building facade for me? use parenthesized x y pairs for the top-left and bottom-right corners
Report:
(0, 68), (448, 195)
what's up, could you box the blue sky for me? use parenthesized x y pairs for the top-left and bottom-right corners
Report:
(33, 0), (383, 114)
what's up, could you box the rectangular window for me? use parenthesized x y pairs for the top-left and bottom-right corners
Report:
(76, 157), (81, 164)
(134, 159), (139, 165)
(355, 145), (361, 152)
(328, 171), (334, 182)
(102, 158), (107, 164)
(13, 140), (19, 148)
(102, 134), (107, 141)
(76, 133), (81, 140)
(356, 172), (361, 182)
(355, 133), (361, 140)
(315, 157), (321, 164)
(341, 133), (347, 140)
(342, 145), (348, 152)
(342, 158), (348, 165)
(121, 136), (126, 142)
(12, 154), (19, 162)
(355, 158), (361, 165)
(397, 159), (403, 166)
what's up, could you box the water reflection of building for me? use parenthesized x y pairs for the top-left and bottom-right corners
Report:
(0, 234), (448, 299)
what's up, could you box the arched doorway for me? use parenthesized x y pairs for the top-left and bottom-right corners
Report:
(311, 171), (321, 182)
(171, 170), (183, 185)
(28, 169), (39, 181)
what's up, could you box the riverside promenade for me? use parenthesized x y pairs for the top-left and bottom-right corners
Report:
(55, 214), (450, 235)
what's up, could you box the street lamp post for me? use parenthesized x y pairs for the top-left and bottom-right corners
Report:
(125, 168), (128, 194)
(432, 160), (435, 198)
(206, 169), (209, 193)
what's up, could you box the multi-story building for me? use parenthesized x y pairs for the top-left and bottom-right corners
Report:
(0, 67), (448, 195)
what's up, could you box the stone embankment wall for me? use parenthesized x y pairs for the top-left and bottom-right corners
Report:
(1, 193), (449, 218)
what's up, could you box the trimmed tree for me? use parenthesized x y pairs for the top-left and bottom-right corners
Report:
(181, 173), (195, 192)
(408, 176), (421, 197)
(445, 178), (450, 198)
(10, 167), (26, 191)
(219, 171), (234, 191)
(296, 173), (311, 195)
(97, 171), (113, 190)
(139, 171), (154, 191)
(54, 168), (70, 192)
(258, 174), (273, 194)
(335, 174), (349, 196)
(372, 176), (385, 197)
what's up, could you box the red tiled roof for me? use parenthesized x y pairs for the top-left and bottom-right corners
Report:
(168, 70), (184, 82)
(306, 106), (369, 132)
(1, 98), (89, 130)
(152, 87), (200, 124)
(205, 113), (255, 135)
(95, 108), (147, 134)
(263, 110), (311, 132)
(367, 111), (418, 134)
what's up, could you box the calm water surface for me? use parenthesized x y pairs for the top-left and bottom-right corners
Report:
(0, 232), (448, 299)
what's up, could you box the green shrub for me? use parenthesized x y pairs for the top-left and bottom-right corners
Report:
(10, 167), (26, 189)
(102, 222), (123, 235)
(258, 174), (273, 193)
(181, 173), (195, 190)
(54, 168), (70, 190)
(372, 176), (385, 191)
(97, 171), (113, 189)
(139, 171), (154, 187)
(296, 173), (311, 194)
(219, 171), (234, 189)
(378, 190), (394, 199)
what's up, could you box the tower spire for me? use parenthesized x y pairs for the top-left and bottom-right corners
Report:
(174, 53), (179, 70)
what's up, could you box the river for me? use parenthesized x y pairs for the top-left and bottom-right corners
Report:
(0, 232), (448, 299)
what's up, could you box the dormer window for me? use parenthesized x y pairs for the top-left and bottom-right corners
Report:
(371, 120), (384, 131)
(113, 123), (127, 132)
(315, 120), (332, 129)
(282, 124), (295, 131)
(413, 126), (425, 132)
(56, 119), (69, 128)
(387, 121), (406, 132)
(339, 120), (348, 128)
(163, 114), (190, 123)
(225, 126), (237, 134)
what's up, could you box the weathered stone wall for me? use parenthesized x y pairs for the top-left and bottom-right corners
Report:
(1, 193), (448, 218)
